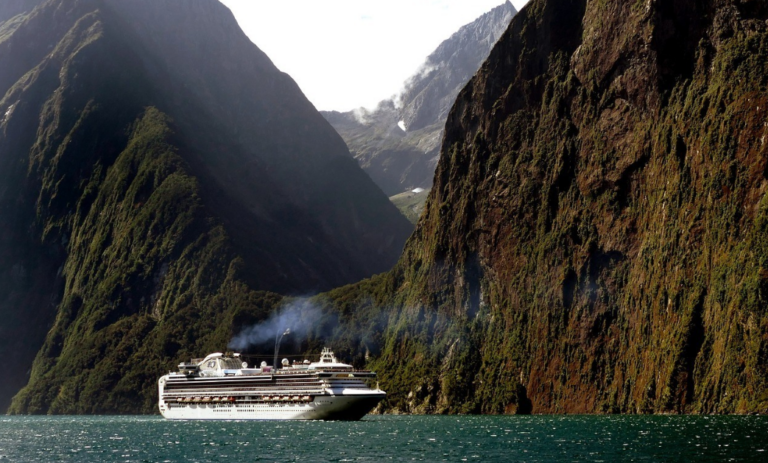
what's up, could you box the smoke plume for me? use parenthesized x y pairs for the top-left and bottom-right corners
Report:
(228, 298), (323, 351)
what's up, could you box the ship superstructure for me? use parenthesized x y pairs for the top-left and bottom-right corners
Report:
(158, 348), (385, 420)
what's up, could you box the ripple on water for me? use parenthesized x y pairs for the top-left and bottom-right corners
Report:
(0, 415), (767, 462)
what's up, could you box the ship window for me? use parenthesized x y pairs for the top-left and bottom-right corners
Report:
(221, 358), (243, 369)
(207, 361), (216, 368)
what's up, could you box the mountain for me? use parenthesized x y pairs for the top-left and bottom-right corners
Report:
(390, 188), (430, 225)
(9, 0), (768, 417)
(0, 0), (411, 413)
(322, 1), (517, 196)
(308, 0), (768, 414)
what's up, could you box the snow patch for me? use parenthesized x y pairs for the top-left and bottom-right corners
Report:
(412, 188), (425, 193)
(2, 103), (15, 123)
(398, 120), (407, 132)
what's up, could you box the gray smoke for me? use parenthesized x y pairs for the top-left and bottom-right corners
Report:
(228, 298), (323, 351)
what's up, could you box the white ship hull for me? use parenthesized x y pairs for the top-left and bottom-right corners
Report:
(159, 349), (385, 421)
(159, 391), (384, 421)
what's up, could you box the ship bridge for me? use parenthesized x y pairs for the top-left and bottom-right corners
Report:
(197, 353), (247, 377)
(307, 347), (353, 371)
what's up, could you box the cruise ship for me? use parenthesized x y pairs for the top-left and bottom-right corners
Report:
(158, 348), (385, 420)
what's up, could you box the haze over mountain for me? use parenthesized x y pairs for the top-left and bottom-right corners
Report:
(323, 1), (517, 196)
(310, 0), (768, 414)
(4, 0), (768, 417)
(0, 0), (411, 413)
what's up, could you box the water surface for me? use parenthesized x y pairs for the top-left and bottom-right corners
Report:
(0, 415), (766, 462)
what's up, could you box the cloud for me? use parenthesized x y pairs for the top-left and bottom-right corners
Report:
(352, 107), (371, 124)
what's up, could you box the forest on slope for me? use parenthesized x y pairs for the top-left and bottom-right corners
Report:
(307, 0), (768, 414)
(4, 0), (768, 416)
(0, 0), (411, 413)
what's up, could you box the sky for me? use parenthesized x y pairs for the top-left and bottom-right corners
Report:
(220, 0), (530, 112)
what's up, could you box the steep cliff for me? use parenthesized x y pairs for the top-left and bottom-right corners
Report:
(0, 0), (410, 413)
(323, 2), (516, 196)
(313, 0), (768, 414)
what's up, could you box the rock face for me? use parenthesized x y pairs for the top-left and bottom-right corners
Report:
(323, 1), (516, 196)
(0, 0), (411, 413)
(315, 0), (768, 414)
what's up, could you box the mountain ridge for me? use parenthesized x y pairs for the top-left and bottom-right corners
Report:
(0, 0), (411, 413)
(310, 0), (768, 414)
(322, 1), (517, 196)
(6, 0), (768, 416)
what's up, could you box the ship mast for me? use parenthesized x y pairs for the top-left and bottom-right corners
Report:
(273, 327), (290, 370)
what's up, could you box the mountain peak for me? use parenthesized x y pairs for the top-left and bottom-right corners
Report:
(0, 0), (411, 413)
(318, 0), (768, 415)
(322, 3), (517, 195)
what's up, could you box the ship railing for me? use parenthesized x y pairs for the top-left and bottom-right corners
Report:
(165, 379), (324, 386)
(164, 387), (326, 395)
(165, 384), (327, 391)
(166, 379), (323, 386)
(164, 391), (325, 398)
(315, 372), (377, 378)
(272, 367), (376, 375)
(328, 382), (370, 389)
(165, 380), (368, 390)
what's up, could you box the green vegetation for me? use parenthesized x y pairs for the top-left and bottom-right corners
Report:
(306, 0), (768, 415)
(0, 0), (410, 414)
(3, 0), (768, 416)
(9, 106), (285, 414)
(0, 13), (25, 42)
(390, 189), (431, 224)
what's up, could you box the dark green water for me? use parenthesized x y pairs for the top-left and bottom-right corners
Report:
(1, 415), (766, 462)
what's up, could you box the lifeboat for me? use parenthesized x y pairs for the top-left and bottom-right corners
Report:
(202, 397), (212, 403)
(291, 396), (300, 401)
(228, 397), (236, 402)
(212, 397), (221, 403)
